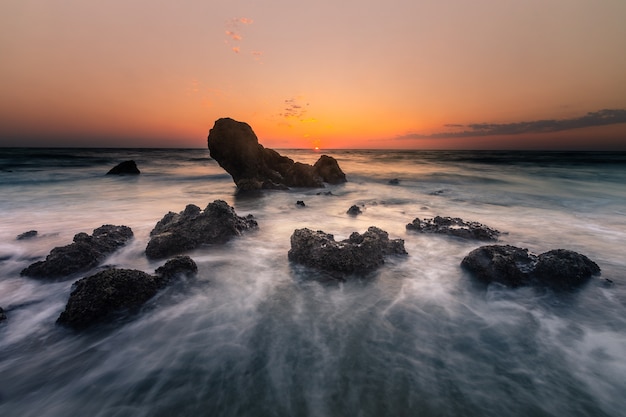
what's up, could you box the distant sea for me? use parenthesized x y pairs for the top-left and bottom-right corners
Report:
(1, 148), (625, 417)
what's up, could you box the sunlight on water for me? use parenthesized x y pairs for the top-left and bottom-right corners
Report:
(1, 149), (625, 416)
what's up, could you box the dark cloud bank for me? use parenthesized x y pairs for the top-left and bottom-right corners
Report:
(398, 109), (626, 140)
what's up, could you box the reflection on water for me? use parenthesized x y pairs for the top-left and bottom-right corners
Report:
(1, 149), (625, 416)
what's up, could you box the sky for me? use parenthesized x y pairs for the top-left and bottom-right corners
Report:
(1, 0), (625, 150)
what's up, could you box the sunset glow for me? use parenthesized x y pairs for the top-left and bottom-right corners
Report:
(1, 1), (625, 149)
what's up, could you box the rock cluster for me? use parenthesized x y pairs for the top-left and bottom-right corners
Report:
(207, 118), (346, 190)
(145, 200), (258, 259)
(406, 216), (500, 241)
(21, 225), (134, 279)
(288, 226), (407, 275)
(461, 245), (601, 288)
(57, 256), (197, 330)
(107, 160), (140, 175)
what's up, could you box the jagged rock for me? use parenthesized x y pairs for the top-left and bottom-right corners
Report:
(16, 230), (38, 240)
(207, 118), (346, 190)
(288, 226), (407, 276)
(145, 200), (258, 259)
(57, 257), (197, 330)
(21, 225), (134, 279)
(406, 216), (500, 241)
(0, 307), (6, 322)
(347, 205), (362, 216)
(461, 245), (601, 288)
(106, 160), (140, 175)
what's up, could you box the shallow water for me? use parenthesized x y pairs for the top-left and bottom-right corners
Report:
(1, 148), (625, 416)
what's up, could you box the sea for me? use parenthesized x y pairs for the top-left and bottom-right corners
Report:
(0, 148), (625, 417)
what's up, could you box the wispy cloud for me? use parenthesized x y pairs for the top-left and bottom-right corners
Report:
(275, 97), (316, 128)
(396, 109), (626, 140)
(224, 17), (254, 55)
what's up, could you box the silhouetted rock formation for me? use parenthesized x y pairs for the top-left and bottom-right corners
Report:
(461, 245), (600, 288)
(207, 117), (346, 190)
(16, 230), (38, 240)
(288, 226), (407, 276)
(406, 216), (500, 241)
(21, 225), (134, 279)
(107, 160), (140, 175)
(57, 256), (197, 330)
(145, 200), (258, 259)
(347, 205), (362, 216)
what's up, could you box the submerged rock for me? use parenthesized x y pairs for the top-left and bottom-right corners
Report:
(296, 200), (306, 207)
(0, 307), (6, 322)
(406, 216), (500, 241)
(461, 245), (600, 288)
(16, 230), (38, 240)
(207, 117), (346, 190)
(145, 200), (258, 259)
(347, 205), (362, 216)
(57, 256), (197, 330)
(288, 226), (407, 276)
(21, 225), (134, 279)
(106, 160), (140, 175)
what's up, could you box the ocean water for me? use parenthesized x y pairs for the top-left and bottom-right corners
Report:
(0, 148), (625, 417)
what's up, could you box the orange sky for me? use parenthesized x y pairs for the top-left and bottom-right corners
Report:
(1, 0), (625, 149)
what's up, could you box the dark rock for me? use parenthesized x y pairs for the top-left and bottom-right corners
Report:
(145, 200), (258, 259)
(347, 205), (362, 216)
(313, 155), (347, 184)
(288, 226), (407, 276)
(21, 225), (134, 279)
(154, 255), (198, 283)
(461, 245), (601, 288)
(296, 200), (306, 207)
(0, 307), (6, 322)
(533, 249), (601, 288)
(106, 160), (140, 175)
(57, 257), (198, 330)
(388, 178), (400, 185)
(16, 230), (38, 240)
(316, 191), (334, 196)
(406, 216), (500, 241)
(207, 118), (346, 190)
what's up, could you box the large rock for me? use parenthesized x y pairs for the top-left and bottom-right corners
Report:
(406, 216), (500, 241)
(461, 245), (601, 288)
(21, 225), (134, 279)
(288, 226), (407, 276)
(106, 160), (140, 175)
(57, 256), (197, 330)
(145, 200), (258, 259)
(207, 118), (346, 190)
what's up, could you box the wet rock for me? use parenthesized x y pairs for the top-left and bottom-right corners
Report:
(154, 255), (198, 283)
(106, 160), (140, 175)
(16, 230), (38, 240)
(461, 245), (601, 288)
(347, 205), (362, 216)
(21, 225), (134, 279)
(0, 307), (6, 322)
(57, 257), (197, 330)
(145, 200), (258, 259)
(207, 118), (346, 190)
(534, 249), (601, 288)
(388, 178), (400, 185)
(406, 216), (500, 241)
(313, 155), (347, 184)
(296, 200), (306, 207)
(288, 226), (407, 276)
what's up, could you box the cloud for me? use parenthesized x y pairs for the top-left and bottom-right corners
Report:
(224, 17), (254, 54)
(396, 109), (626, 140)
(281, 98), (310, 120)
